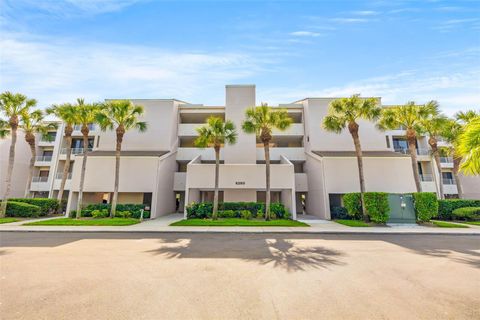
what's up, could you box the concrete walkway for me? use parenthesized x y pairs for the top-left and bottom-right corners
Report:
(1, 213), (479, 234)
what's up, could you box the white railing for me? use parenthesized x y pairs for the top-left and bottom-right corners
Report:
(60, 147), (93, 155)
(35, 155), (52, 162)
(443, 178), (455, 185)
(440, 157), (453, 163)
(32, 176), (49, 183)
(55, 172), (72, 180)
(73, 124), (96, 131)
(393, 147), (430, 156)
(420, 173), (433, 182)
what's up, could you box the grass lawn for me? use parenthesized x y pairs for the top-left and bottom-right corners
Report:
(170, 218), (309, 227)
(24, 218), (140, 226)
(0, 218), (20, 224)
(430, 220), (469, 228)
(334, 219), (370, 227)
(458, 221), (480, 226)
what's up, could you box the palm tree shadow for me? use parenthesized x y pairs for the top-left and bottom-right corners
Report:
(146, 235), (345, 272)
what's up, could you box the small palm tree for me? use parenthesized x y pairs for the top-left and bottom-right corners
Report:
(96, 100), (147, 218)
(418, 101), (449, 199)
(46, 103), (78, 203)
(19, 110), (58, 197)
(323, 95), (381, 222)
(75, 99), (101, 218)
(195, 117), (237, 220)
(458, 116), (480, 175)
(377, 102), (436, 192)
(0, 92), (37, 217)
(242, 103), (292, 220)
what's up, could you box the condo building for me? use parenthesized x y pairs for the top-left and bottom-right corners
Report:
(1, 85), (479, 219)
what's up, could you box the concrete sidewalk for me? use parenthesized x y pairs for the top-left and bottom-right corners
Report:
(1, 213), (479, 234)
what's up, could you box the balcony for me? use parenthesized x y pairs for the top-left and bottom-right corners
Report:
(444, 183), (458, 195)
(73, 124), (96, 132)
(59, 147), (93, 160)
(34, 155), (53, 166)
(30, 176), (50, 191)
(256, 148), (305, 161)
(178, 123), (202, 137)
(271, 123), (304, 136)
(440, 157), (454, 168)
(53, 173), (72, 190)
(55, 172), (72, 180)
(393, 147), (430, 158)
(32, 176), (49, 183)
(420, 173), (433, 182)
(176, 148), (224, 161)
(38, 137), (56, 147)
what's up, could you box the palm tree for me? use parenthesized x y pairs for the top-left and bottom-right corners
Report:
(96, 100), (147, 218)
(46, 103), (78, 204)
(0, 119), (9, 138)
(0, 92), (37, 217)
(377, 102), (435, 192)
(323, 95), (381, 222)
(19, 110), (58, 197)
(242, 103), (292, 220)
(458, 116), (480, 175)
(418, 101), (449, 199)
(75, 99), (100, 218)
(194, 116), (237, 220)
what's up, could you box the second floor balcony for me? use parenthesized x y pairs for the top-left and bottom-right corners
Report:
(60, 147), (93, 155)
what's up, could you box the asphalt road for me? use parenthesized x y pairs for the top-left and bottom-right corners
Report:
(1, 232), (479, 320)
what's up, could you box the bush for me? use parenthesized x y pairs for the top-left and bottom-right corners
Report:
(80, 203), (149, 219)
(343, 193), (362, 219)
(115, 211), (132, 218)
(256, 210), (263, 219)
(218, 210), (236, 218)
(240, 210), (252, 220)
(330, 206), (349, 219)
(452, 207), (480, 221)
(413, 192), (438, 222)
(437, 199), (480, 220)
(185, 202), (289, 219)
(91, 209), (109, 219)
(6, 201), (41, 218)
(364, 192), (390, 223)
(9, 198), (59, 216)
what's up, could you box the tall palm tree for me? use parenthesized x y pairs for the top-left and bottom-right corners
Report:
(96, 100), (147, 218)
(323, 95), (381, 222)
(194, 116), (237, 220)
(458, 116), (480, 176)
(0, 92), (37, 217)
(46, 103), (78, 203)
(377, 102), (435, 192)
(418, 101), (449, 199)
(75, 99), (100, 218)
(19, 110), (58, 197)
(242, 103), (292, 220)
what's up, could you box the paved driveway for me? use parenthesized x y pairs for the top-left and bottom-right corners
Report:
(1, 232), (479, 319)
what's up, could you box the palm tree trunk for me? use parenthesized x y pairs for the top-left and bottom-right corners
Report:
(57, 131), (72, 205)
(349, 123), (368, 222)
(110, 134), (122, 218)
(429, 139), (444, 199)
(212, 146), (220, 220)
(453, 156), (463, 199)
(407, 130), (422, 192)
(76, 131), (90, 218)
(25, 138), (36, 198)
(0, 125), (17, 217)
(264, 141), (271, 221)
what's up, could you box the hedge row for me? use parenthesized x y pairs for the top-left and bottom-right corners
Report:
(69, 203), (150, 219)
(9, 198), (59, 216)
(437, 199), (480, 220)
(413, 192), (438, 222)
(186, 202), (290, 219)
(6, 201), (41, 217)
(343, 192), (390, 223)
(452, 207), (480, 221)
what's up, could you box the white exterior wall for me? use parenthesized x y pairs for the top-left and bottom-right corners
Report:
(152, 152), (177, 218)
(0, 130), (31, 198)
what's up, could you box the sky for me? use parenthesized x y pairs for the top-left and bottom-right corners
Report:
(0, 0), (479, 115)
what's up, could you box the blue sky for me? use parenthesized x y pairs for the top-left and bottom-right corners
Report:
(1, 0), (479, 115)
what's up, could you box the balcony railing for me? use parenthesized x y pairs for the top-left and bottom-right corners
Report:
(443, 178), (455, 185)
(60, 147), (93, 155)
(420, 173), (433, 182)
(55, 172), (72, 180)
(440, 157), (453, 163)
(32, 176), (49, 183)
(73, 124), (96, 131)
(35, 155), (52, 162)
(394, 147), (430, 156)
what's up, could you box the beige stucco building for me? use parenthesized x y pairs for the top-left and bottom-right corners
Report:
(2, 85), (479, 219)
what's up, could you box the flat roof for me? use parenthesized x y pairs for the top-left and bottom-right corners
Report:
(313, 150), (410, 158)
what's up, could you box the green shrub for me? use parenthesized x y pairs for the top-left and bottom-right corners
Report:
(218, 210), (236, 218)
(343, 193), (362, 219)
(240, 210), (252, 220)
(270, 203), (288, 219)
(9, 198), (59, 216)
(364, 192), (390, 223)
(6, 201), (41, 217)
(437, 199), (480, 220)
(186, 202), (289, 219)
(330, 206), (349, 219)
(115, 211), (132, 218)
(91, 209), (109, 218)
(413, 192), (438, 222)
(80, 203), (149, 219)
(452, 207), (480, 221)
(256, 210), (263, 219)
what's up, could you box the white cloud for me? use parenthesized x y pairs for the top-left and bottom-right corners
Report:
(330, 18), (369, 24)
(350, 10), (379, 16)
(289, 31), (321, 37)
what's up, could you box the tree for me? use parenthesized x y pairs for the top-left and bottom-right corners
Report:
(0, 92), (37, 217)
(377, 102), (435, 192)
(0, 119), (9, 138)
(418, 101), (449, 199)
(242, 103), (292, 220)
(323, 95), (381, 222)
(75, 99), (100, 218)
(46, 103), (78, 204)
(19, 110), (58, 197)
(194, 116), (237, 220)
(96, 100), (147, 218)
(458, 116), (480, 175)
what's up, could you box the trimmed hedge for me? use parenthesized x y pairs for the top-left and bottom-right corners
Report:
(438, 199), (480, 220)
(9, 198), (59, 216)
(452, 207), (480, 221)
(70, 203), (149, 219)
(343, 192), (390, 223)
(6, 201), (41, 217)
(413, 192), (438, 222)
(330, 206), (349, 219)
(186, 202), (290, 219)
